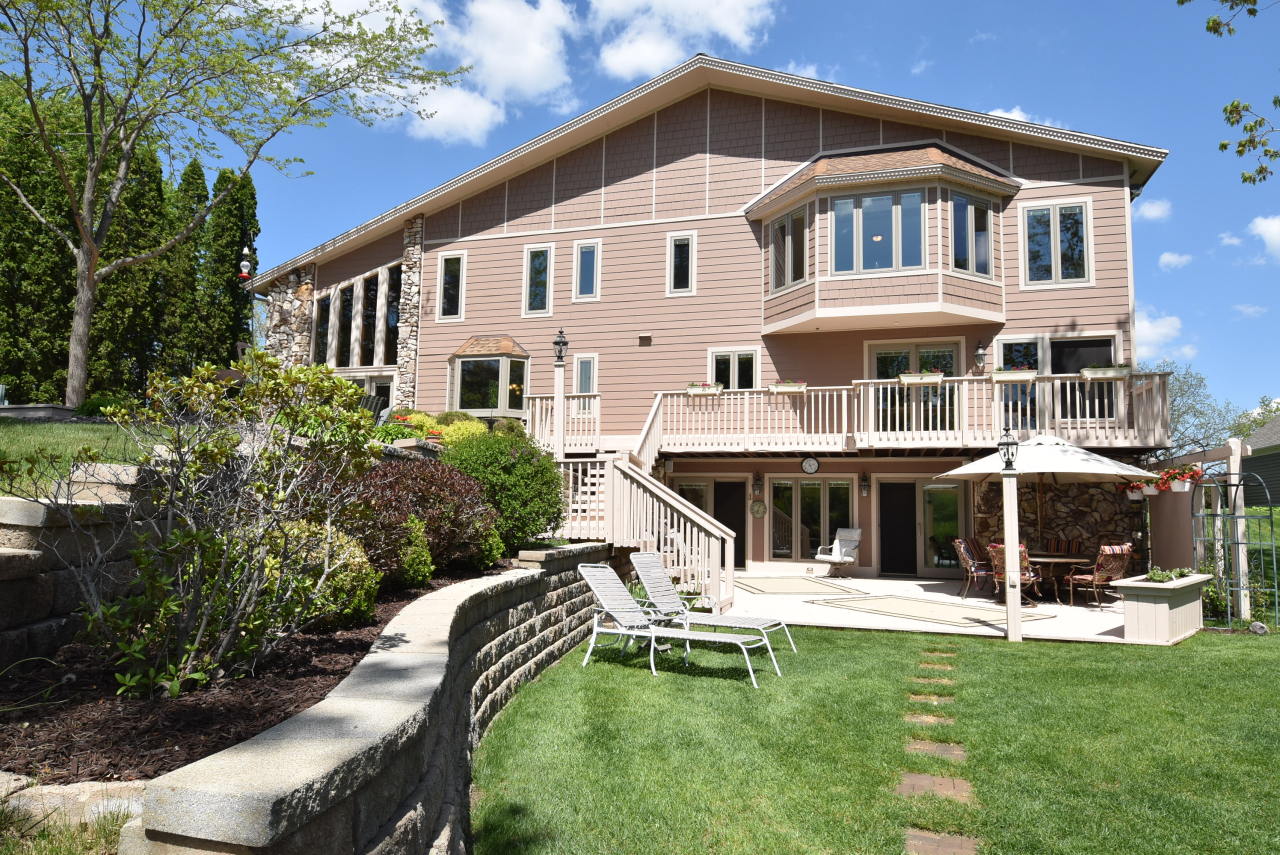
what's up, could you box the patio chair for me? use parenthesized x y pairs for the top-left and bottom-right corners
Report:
(986, 542), (1039, 602)
(814, 528), (861, 570)
(631, 552), (796, 653)
(953, 538), (993, 599)
(1064, 544), (1132, 607)
(577, 563), (779, 688)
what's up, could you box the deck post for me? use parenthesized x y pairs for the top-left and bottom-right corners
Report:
(553, 350), (566, 461)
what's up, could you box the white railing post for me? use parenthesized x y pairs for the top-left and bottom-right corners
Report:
(552, 359), (566, 460)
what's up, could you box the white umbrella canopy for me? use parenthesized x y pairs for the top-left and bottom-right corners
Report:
(938, 435), (1155, 484)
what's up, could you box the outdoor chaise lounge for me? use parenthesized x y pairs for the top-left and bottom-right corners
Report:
(631, 551), (796, 653)
(578, 563), (779, 688)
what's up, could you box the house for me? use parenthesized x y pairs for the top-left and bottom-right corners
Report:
(1243, 415), (1280, 506)
(253, 56), (1169, 602)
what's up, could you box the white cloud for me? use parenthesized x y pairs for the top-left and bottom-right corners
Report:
(1248, 214), (1280, 261)
(987, 105), (1064, 128)
(1234, 303), (1268, 318)
(781, 60), (818, 78)
(1158, 251), (1193, 271)
(406, 85), (506, 145)
(1133, 198), (1171, 221)
(1219, 231), (1243, 246)
(1136, 307), (1198, 362)
(910, 59), (933, 75)
(589, 0), (777, 80)
(969, 31), (996, 43)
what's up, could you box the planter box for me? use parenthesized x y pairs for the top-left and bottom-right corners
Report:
(1111, 573), (1213, 645)
(686, 384), (723, 396)
(1125, 490), (1145, 501)
(1142, 484), (1159, 496)
(990, 369), (1038, 383)
(1169, 480), (1193, 493)
(768, 383), (807, 394)
(1080, 366), (1131, 380)
(899, 372), (945, 386)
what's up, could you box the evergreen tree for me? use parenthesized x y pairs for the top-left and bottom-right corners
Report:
(159, 160), (210, 376)
(199, 169), (260, 367)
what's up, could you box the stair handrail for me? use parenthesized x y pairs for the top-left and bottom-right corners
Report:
(631, 393), (665, 471)
(612, 456), (735, 540)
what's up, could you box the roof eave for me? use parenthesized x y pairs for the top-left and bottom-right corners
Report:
(746, 165), (1020, 220)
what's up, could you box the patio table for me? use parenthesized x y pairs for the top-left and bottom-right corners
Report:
(1028, 555), (1089, 603)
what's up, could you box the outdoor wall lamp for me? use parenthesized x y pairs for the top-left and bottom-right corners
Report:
(997, 427), (1018, 471)
(552, 328), (569, 363)
(751, 471), (764, 496)
(973, 341), (988, 372)
(859, 473), (870, 497)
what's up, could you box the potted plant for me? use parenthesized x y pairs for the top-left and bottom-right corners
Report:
(990, 364), (1038, 383)
(1155, 464), (1203, 493)
(899, 371), (945, 386)
(686, 381), (724, 396)
(1080, 362), (1132, 380)
(768, 380), (808, 394)
(1117, 481), (1148, 502)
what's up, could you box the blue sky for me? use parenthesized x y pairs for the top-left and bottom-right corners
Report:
(251, 0), (1277, 406)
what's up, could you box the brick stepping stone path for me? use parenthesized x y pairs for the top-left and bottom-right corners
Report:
(911, 676), (955, 686)
(906, 740), (966, 762)
(896, 772), (975, 803)
(909, 693), (955, 705)
(919, 662), (954, 671)
(905, 828), (981, 855)
(904, 712), (955, 726)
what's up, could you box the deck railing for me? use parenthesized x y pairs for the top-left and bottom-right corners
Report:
(527, 393), (601, 452)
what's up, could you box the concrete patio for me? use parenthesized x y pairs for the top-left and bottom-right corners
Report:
(725, 570), (1129, 644)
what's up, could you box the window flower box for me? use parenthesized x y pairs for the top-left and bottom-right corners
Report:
(1080, 365), (1131, 380)
(768, 381), (808, 394)
(898, 372), (945, 386)
(1111, 572), (1213, 645)
(686, 382), (724, 396)
(990, 368), (1038, 383)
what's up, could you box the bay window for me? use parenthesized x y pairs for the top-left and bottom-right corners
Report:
(455, 355), (527, 416)
(951, 193), (991, 276)
(1024, 202), (1088, 284)
(770, 207), (808, 289)
(831, 190), (925, 274)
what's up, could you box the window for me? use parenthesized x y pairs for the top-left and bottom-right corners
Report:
(523, 245), (553, 316)
(831, 190), (925, 274)
(360, 275), (378, 366)
(438, 252), (464, 320)
(952, 193), (991, 276)
(336, 285), (353, 368)
(710, 348), (757, 390)
(1050, 338), (1113, 374)
(313, 294), (331, 365)
(574, 354), (596, 395)
(770, 478), (854, 560)
(770, 208), (808, 289)
(313, 262), (401, 369)
(1024, 202), (1088, 284)
(1051, 337), (1116, 419)
(573, 240), (600, 301)
(507, 359), (525, 410)
(384, 265), (401, 365)
(675, 482), (711, 513)
(454, 355), (528, 415)
(667, 231), (696, 295)
(1001, 340), (1040, 371)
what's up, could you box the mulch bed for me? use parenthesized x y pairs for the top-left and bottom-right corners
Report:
(0, 570), (501, 784)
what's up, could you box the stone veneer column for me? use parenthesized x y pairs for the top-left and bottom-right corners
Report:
(264, 263), (316, 367)
(394, 214), (424, 411)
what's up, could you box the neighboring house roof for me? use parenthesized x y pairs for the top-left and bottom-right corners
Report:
(252, 54), (1168, 290)
(1246, 413), (1280, 454)
(745, 144), (1020, 218)
(452, 335), (530, 358)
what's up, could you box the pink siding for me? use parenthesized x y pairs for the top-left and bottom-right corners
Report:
(460, 183), (505, 239)
(763, 99), (820, 187)
(603, 114), (653, 223)
(708, 89), (762, 211)
(555, 139), (604, 229)
(821, 109), (879, 150)
(315, 231), (402, 289)
(507, 161), (554, 232)
(944, 130), (1012, 172)
(940, 275), (1001, 311)
(424, 204), (459, 243)
(655, 94), (708, 219)
(763, 282), (814, 325)
(882, 120), (934, 144)
(1082, 155), (1123, 178)
(822, 273), (937, 307)
(1010, 143), (1079, 181)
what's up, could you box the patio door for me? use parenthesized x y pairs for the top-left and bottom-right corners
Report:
(712, 481), (746, 569)
(878, 480), (965, 576)
(769, 478), (853, 561)
(873, 343), (959, 432)
(879, 482), (917, 574)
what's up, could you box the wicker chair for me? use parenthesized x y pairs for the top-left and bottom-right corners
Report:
(953, 538), (993, 599)
(1064, 544), (1132, 606)
(987, 542), (1039, 601)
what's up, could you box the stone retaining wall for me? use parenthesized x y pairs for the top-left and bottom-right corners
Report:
(118, 543), (610, 855)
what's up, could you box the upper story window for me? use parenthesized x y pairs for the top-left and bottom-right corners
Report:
(667, 231), (696, 295)
(770, 207), (808, 289)
(710, 347), (758, 390)
(360, 275), (379, 366)
(313, 262), (402, 369)
(831, 190), (925, 274)
(384, 264), (401, 365)
(523, 244), (553, 316)
(336, 286), (354, 367)
(438, 252), (465, 321)
(1024, 202), (1088, 285)
(952, 193), (991, 276)
(573, 240), (600, 301)
(313, 294), (331, 365)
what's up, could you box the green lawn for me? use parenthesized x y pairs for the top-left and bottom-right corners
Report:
(472, 628), (1280, 855)
(0, 419), (135, 489)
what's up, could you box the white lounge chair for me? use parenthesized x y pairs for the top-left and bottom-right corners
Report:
(578, 563), (778, 688)
(631, 552), (796, 653)
(814, 527), (861, 569)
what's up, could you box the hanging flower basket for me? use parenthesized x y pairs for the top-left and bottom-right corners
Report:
(686, 382), (724, 396)
(768, 381), (808, 394)
(1142, 484), (1159, 496)
(1155, 464), (1203, 493)
(899, 372), (945, 386)
(991, 368), (1038, 383)
(1169, 480), (1193, 493)
(1126, 489), (1145, 501)
(1080, 365), (1131, 380)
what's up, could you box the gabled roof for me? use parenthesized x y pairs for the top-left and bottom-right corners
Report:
(1246, 413), (1280, 453)
(253, 55), (1168, 289)
(451, 335), (529, 358)
(746, 144), (1020, 218)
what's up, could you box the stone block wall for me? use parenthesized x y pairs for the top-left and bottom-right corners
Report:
(265, 263), (317, 367)
(393, 215), (424, 411)
(119, 544), (608, 855)
(973, 482), (1146, 562)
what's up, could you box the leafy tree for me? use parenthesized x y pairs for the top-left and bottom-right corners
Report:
(200, 169), (260, 367)
(158, 160), (210, 377)
(0, 0), (462, 407)
(1179, 0), (1279, 183)
(1232, 395), (1280, 439)
(1147, 360), (1247, 459)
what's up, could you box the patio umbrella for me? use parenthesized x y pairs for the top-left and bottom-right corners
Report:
(937, 435), (1155, 641)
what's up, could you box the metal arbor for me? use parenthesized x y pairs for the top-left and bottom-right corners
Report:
(1192, 464), (1278, 627)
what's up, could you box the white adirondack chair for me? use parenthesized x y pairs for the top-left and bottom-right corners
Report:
(814, 527), (861, 569)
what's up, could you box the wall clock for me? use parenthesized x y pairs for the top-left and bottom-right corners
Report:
(801, 456), (820, 474)
(750, 499), (767, 519)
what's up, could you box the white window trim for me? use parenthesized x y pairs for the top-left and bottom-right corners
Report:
(666, 230), (697, 296)
(769, 206), (810, 292)
(949, 191), (995, 279)
(572, 353), (599, 396)
(521, 243), (555, 318)
(828, 188), (929, 276)
(706, 345), (761, 390)
(571, 239), (602, 303)
(451, 354), (530, 417)
(991, 330), (1125, 374)
(435, 250), (467, 322)
(1015, 196), (1095, 290)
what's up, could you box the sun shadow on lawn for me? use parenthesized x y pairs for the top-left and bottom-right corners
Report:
(587, 645), (773, 686)
(473, 802), (556, 855)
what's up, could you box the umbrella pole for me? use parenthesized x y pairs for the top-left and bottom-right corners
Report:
(1002, 469), (1023, 642)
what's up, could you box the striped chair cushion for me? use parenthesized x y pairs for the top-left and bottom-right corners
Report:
(1043, 538), (1083, 556)
(1100, 543), (1131, 555)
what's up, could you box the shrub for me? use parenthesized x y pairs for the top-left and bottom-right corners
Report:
(435, 410), (478, 426)
(492, 417), (525, 436)
(441, 431), (564, 552)
(372, 422), (420, 443)
(281, 522), (380, 628)
(75, 391), (134, 417)
(355, 458), (499, 579)
(399, 515), (436, 587)
(479, 525), (505, 567)
(441, 418), (487, 445)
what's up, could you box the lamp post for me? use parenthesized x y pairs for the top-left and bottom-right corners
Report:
(997, 427), (1022, 642)
(552, 329), (568, 460)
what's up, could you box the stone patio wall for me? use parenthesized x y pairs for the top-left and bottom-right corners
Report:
(264, 263), (317, 367)
(973, 481), (1146, 560)
(118, 542), (611, 855)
